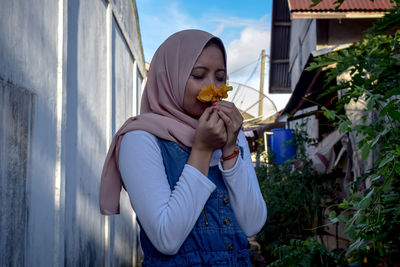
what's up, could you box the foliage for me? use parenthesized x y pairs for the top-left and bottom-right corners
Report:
(305, 3), (400, 265)
(254, 3), (400, 266)
(366, 0), (400, 35)
(255, 126), (344, 266)
(269, 239), (344, 267)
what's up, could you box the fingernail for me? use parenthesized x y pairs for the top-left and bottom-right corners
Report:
(212, 102), (216, 106)
(217, 109), (220, 112)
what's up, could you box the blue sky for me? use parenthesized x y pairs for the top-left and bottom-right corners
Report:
(136, 0), (290, 111)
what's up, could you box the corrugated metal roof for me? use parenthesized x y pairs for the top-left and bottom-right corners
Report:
(288, 0), (396, 12)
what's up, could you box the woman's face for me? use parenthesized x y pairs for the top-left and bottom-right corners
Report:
(183, 43), (226, 119)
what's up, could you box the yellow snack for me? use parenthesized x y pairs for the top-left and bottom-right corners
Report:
(196, 83), (233, 103)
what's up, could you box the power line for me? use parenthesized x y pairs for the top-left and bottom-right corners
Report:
(245, 56), (261, 85)
(228, 53), (270, 76)
(228, 58), (259, 75)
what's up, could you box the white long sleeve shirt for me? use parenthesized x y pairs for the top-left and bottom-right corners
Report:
(118, 130), (267, 255)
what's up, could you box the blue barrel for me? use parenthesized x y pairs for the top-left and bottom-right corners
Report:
(269, 128), (296, 164)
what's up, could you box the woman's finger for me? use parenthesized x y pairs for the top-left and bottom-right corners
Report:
(215, 102), (242, 122)
(216, 119), (227, 140)
(215, 100), (236, 111)
(199, 106), (214, 123)
(215, 100), (232, 106)
(217, 109), (233, 129)
(218, 107), (242, 133)
(207, 108), (220, 124)
(216, 117), (226, 131)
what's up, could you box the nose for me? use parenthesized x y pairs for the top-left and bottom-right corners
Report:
(204, 75), (214, 86)
(204, 76), (222, 87)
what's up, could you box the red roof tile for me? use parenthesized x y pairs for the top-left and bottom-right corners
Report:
(288, 0), (396, 12)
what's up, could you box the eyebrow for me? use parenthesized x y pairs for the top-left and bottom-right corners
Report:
(192, 66), (226, 72)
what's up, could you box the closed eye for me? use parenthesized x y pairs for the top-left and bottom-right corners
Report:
(191, 75), (203, 80)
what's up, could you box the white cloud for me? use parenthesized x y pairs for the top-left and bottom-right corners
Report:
(211, 15), (268, 29)
(213, 23), (225, 36)
(137, 1), (290, 110)
(227, 26), (270, 77)
(138, 0), (271, 63)
(138, 0), (202, 62)
(225, 24), (291, 112)
(166, 1), (200, 30)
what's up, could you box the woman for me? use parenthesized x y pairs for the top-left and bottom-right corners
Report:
(100, 29), (267, 266)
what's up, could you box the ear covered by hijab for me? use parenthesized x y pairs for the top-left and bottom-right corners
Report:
(99, 29), (227, 215)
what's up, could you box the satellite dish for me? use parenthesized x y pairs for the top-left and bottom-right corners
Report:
(227, 81), (278, 127)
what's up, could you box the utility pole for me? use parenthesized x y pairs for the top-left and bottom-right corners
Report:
(258, 49), (266, 117)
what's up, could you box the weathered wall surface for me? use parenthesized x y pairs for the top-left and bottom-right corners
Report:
(0, 80), (34, 267)
(63, 0), (109, 266)
(111, 0), (146, 76)
(0, 1), (59, 266)
(288, 19), (317, 91)
(109, 13), (139, 267)
(0, 0), (146, 266)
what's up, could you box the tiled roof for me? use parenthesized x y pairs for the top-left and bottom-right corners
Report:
(288, 0), (396, 12)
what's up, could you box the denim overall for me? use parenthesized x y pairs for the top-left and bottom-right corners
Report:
(139, 138), (251, 267)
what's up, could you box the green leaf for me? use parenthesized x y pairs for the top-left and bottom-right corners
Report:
(309, 0), (322, 7)
(361, 143), (371, 159)
(378, 154), (394, 168)
(395, 164), (400, 175)
(346, 238), (365, 257)
(388, 108), (400, 122)
(337, 214), (347, 222)
(370, 174), (381, 182)
(358, 188), (374, 209)
(366, 94), (378, 110)
(371, 128), (389, 147)
(382, 193), (400, 204)
(324, 109), (336, 120)
(329, 217), (339, 224)
(385, 87), (400, 99)
(339, 120), (352, 133)
(338, 199), (349, 209)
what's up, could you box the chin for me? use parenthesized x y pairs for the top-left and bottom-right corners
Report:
(185, 102), (209, 119)
(190, 109), (204, 119)
(193, 110), (203, 119)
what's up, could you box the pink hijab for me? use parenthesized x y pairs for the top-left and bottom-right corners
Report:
(99, 29), (226, 215)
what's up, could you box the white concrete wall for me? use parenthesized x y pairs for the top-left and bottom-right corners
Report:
(0, 0), (146, 266)
(288, 19), (317, 91)
(289, 106), (319, 156)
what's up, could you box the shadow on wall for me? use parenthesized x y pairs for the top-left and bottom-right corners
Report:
(0, 0), (140, 266)
(0, 1), (59, 264)
(64, 0), (139, 265)
(0, 78), (34, 267)
(0, 58), (138, 267)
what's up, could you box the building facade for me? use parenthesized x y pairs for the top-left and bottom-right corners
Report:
(0, 0), (146, 266)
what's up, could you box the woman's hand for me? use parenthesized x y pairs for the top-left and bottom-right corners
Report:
(193, 106), (227, 152)
(188, 107), (227, 176)
(214, 101), (243, 155)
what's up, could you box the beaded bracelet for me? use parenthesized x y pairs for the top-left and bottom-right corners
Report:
(220, 147), (240, 162)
